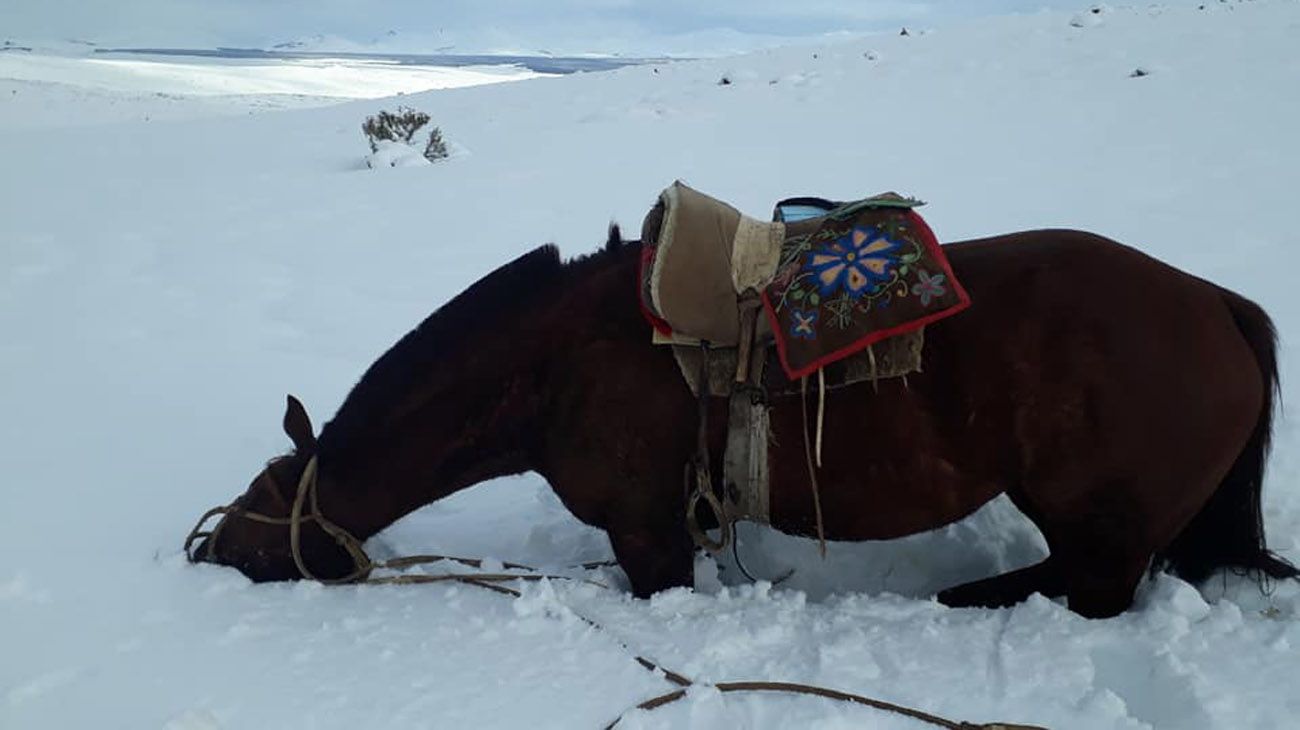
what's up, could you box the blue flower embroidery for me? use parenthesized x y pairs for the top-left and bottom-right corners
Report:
(790, 308), (818, 339)
(910, 269), (947, 306)
(806, 227), (902, 299)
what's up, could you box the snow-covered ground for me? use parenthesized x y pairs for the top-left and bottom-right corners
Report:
(0, 49), (544, 128)
(4, 2), (1300, 728)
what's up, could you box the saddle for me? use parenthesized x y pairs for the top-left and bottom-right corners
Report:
(640, 181), (781, 347)
(641, 182), (968, 382)
(637, 182), (971, 551)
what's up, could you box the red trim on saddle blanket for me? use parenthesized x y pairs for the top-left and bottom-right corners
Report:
(761, 209), (971, 381)
(639, 242), (674, 336)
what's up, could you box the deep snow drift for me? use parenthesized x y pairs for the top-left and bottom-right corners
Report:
(3, 2), (1299, 728)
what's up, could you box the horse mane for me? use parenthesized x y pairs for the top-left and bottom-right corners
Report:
(317, 231), (635, 462)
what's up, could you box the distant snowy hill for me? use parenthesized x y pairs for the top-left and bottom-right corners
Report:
(3, 2), (1299, 729)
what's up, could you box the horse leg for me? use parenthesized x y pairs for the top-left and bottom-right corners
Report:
(937, 557), (1066, 609)
(938, 522), (1150, 617)
(607, 523), (694, 598)
(1054, 519), (1153, 619)
(939, 482), (1152, 616)
(936, 487), (1067, 609)
(1027, 484), (1158, 619)
(1062, 561), (1149, 618)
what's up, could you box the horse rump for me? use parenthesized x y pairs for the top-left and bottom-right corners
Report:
(1159, 287), (1300, 585)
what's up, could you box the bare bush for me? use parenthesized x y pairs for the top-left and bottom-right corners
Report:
(362, 106), (449, 162)
(424, 126), (448, 161)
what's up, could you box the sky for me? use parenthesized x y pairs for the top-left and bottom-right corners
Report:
(3, 0), (1100, 55)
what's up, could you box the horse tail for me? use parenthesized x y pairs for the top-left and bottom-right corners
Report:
(1161, 287), (1299, 584)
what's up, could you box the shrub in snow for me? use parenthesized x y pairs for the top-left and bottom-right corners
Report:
(715, 69), (758, 87)
(424, 126), (448, 161)
(362, 106), (428, 148)
(362, 106), (449, 164)
(365, 140), (430, 169)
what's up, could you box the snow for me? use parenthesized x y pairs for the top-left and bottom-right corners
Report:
(2, 1), (1093, 58)
(0, 51), (543, 129)
(365, 140), (435, 169)
(1, 52), (543, 98)
(3, 2), (1300, 728)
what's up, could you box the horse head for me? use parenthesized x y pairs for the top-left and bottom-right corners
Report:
(187, 395), (361, 583)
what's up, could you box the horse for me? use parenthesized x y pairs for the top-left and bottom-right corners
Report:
(189, 226), (1298, 618)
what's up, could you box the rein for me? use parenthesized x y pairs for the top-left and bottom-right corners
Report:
(183, 459), (1045, 730)
(183, 455), (609, 591)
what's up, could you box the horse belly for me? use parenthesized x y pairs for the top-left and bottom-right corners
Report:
(763, 399), (1004, 541)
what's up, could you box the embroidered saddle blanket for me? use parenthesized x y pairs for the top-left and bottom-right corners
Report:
(640, 181), (970, 379)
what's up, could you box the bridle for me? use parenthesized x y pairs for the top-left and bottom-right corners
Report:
(183, 455), (598, 590)
(184, 455), (374, 584)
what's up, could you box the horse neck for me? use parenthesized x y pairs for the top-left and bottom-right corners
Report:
(314, 324), (556, 543)
(311, 242), (643, 541)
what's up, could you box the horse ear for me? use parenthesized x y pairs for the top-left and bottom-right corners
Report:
(283, 394), (317, 453)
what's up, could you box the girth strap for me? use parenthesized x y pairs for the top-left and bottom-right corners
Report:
(684, 341), (732, 554)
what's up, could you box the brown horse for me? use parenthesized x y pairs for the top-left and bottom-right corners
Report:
(191, 227), (1297, 618)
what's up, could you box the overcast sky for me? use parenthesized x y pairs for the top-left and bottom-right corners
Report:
(4, 1), (1098, 54)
